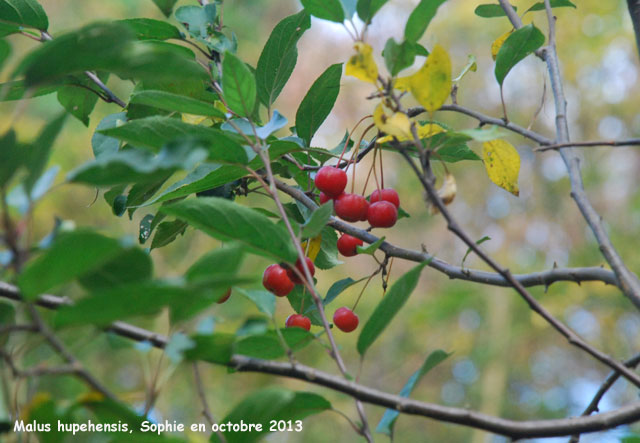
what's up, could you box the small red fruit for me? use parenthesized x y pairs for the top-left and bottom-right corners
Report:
(333, 307), (359, 332)
(334, 193), (369, 222)
(369, 188), (400, 208)
(315, 166), (347, 198)
(285, 314), (311, 331)
(337, 234), (364, 257)
(367, 201), (398, 228)
(217, 288), (232, 304)
(287, 256), (315, 285)
(319, 192), (332, 205)
(263, 264), (294, 297)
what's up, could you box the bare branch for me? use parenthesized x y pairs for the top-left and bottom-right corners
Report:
(272, 180), (618, 289)
(535, 138), (640, 152)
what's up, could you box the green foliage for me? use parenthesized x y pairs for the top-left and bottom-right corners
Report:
(302, 202), (333, 238)
(301, 0), (345, 23)
(495, 24), (545, 86)
(151, 0), (179, 17)
(383, 38), (416, 76)
(356, 0), (388, 23)
(0, 0), (48, 30)
(295, 63), (342, 146)
(474, 4), (516, 17)
(404, 0), (447, 43)
(222, 51), (256, 117)
(357, 261), (428, 355)
(129, 91), (225, 118)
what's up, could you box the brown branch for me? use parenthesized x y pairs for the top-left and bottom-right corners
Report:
(1, 284), (639, 439)
(535, 138), (640, 152)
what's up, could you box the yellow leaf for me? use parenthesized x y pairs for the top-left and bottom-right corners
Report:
(429, 173), (457, 214)
(394, 44), (452, 113)
(482, 139), (520, 196)
(491, 30), (513, 61)
(373, 103), (412, 141)
(346, 42), (379, 84)
(181, 113), (209, 125)
(302, 235), (322, 262)
(377, 121), (445, 144)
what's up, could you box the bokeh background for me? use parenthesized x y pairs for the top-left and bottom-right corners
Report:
(2, 0), (640, 442)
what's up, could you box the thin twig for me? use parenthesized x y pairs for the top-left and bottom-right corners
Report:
(535, 138), (640, 152)
(193, 362), (226, 442)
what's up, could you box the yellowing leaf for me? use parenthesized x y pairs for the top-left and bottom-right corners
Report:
(302, 235), (322, 262)
(181, 113), (209, 125)
(346, 42), (379, 84)
(482, 139), (520, 196)
(377, 121), (445, 144)
(429, 172), (457, 214)
(373, 103), (412, 140)
(395, 44), (451, 113)
(491, 30), (513, 61)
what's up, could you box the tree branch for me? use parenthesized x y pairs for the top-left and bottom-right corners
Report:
(271, 180), (618, 289)
(535, 138), (640, 152)
(1, 284), (639, 439)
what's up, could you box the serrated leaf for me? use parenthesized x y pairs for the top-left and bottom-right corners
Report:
(129, 91), (226, 118)
(222, 51), (256, 117)
(346, 42), (378, 84)
(301, 0), (344, 22)
(0, 0), (48, 30)
(256, 11), (310, 107)
(474, 4), (516, 17)
(376, 350), (451, 435)
(495, 24), (545, 86)
(302, 203), (333, 238)
(161, 197), (297, 262)
(482, 139), (520, 196)
(357, 261), (427, 355)
(404, 0), (447, 43)
(356, 0), (388, 23)
(98, 116), (247, 163)
(295, 63), (342, 146)
(399, 44), (451, 112)
(218, 388), (330, 443)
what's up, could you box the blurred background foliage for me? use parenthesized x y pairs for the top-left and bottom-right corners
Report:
(2, 0), (640, 442)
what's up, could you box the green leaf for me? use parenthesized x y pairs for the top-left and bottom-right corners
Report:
(54, 281), (197, 328)
(0, 80), (57, 101)
(256, 11), (310, 107)
(126, 173), (172, 217)
(222, 51), (256, 117)
(139, 214), (154, 244)
(356, 236), (385, 255)
(0, 39), (10, 73)
(461, 235), (491, 268)
(77, 247), (153, 291)
(456, 125), (508, 142)
(0, 302), (15, 345)
(0, 130), (21, 188)
(151, 0), (178, 17)
(404, 0), (447, 43)
(98, 116), (247, 163)
(255, 110), (288, 139)
(217, 388), (330, 443)
(117, 18), (182, 40)
(18, 230), (126, 300)
(161, 197), (297, 262)
(129, 91), (225, 118)
(436, 143), (481, 162)
(150, 219), (188, 249)
(67, 142), (206, 187)
(0, 0), (48, 30)
(527, 0), (576, 12)
(57, 73), (107, 126)
(302, 203), (333, 238)
(186, 243), (245, 283)
(314, 226), (342, 269)
(175, 4), (216, 39)
(495, 24), (545, 86)
(235, 289), (276, 317)
(184, 334), (235, 364)
(383, 38), (416, 76)
(474, 4), (516, 17)
(23, 112), (66, 193)
(356, 0), (388, 23)
(295, 63), (342, 146)
(92, 112), (126, 158)
(376, 350), (451, 435)
(340, 0), (357, 17)
(234, 328), (314, 360)
(18, 23), (207, 86)
(300, 0), (344, 22)
(357, 261), (428, 355)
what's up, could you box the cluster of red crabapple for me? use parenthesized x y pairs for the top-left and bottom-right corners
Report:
(259, 164), (401, 334)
